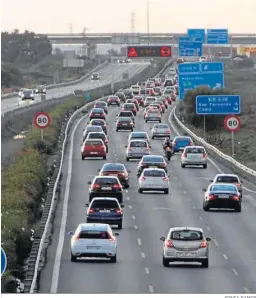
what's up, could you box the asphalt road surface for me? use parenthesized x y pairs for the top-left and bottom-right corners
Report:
(39, 101), (256, 294)
(1, 62), (149, 114)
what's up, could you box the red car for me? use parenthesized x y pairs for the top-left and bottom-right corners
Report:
(122, 103), (137, 116)
(145, 88), (155, 96)
(89, 108), (106, 120)
(107, 95), (121, 106)
(162, 95), (172, 105)
(126, 99), (139, 111)
(133, 96), (144, 106)
(81, 139), (107, 160)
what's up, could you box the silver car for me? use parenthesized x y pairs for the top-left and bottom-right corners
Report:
(144, 96), (157, 107)
(210, 174), (243, 197)
(138, 168), (169, 194)
(181, 146), (207, 169)
(128, 131), (150, 144)
(68, 223), (119, 262)
(160, 227), (211, 268)
(151, 123), (171, 139)
(125, 140), (150, 161)
(145, 110), (162, 123)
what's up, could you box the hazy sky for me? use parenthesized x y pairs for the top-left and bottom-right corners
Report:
(1, 0), (256, 33)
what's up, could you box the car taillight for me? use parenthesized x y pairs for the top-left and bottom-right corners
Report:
(165, 240), (173, 248)
(182, 153), (187, 158)
(160, 163), (166, 167)
(166, 130), (170, 134)
(141, 162), (146, 166)
(108, 236), (116, 242)
(235, 183), (241, 187)
(208, 194), (215, 200)
(127, 146), (131, 150)
(92, 184), (100, 189)
(88, 209), (95, 213)
(117, 122), (121, 125)
(113, 184), (121, 189)
(173, 142), (176, 145)
(105, 140), (108, 143)
(163, 177), (169, 182)
(130, 122), (133, 125)
(200, 240), (208, 248)
(140, 176), (146, 181)
(91, 113), (95, 116)
(232, 195), (240, 201)
(119, 172), (126, 177)
(73, 236), (80, 241)
(189, 141), (193, 145)
(203, 153), (207, 158)
(115, 209), (122, 214)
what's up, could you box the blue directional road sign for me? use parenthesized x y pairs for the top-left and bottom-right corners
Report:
(188, 29), (205, 43)
(1, 247), (7, 275)
(196, 95), (241, 115)
(178, 39), (203, 57)
(179, 36), (202, 42)
(207, 29), (228, 44)
(85, 94), (91, 101)
(178, 61), (225, 100)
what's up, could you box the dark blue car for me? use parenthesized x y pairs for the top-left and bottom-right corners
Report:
(86, 197), (124, 229)
(172, 136), (193, 152)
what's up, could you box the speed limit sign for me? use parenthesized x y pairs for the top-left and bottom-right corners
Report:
(224, 115), (241, 132)
(34, 112), (51, 129)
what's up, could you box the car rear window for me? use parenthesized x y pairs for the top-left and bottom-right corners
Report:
(144, 170), (165, 177)
(79, 231), (110, 239)
(118, 117), (132, 121)
(91, 120), (104, 125)
(175, 137), (191, 142)
(92, 108), (103, 113)
(154, 124), (168, 128)
(85, 140), (103, 146)
(88, 133), (105, 139)
(130, 141), (147, 147)
(146, 98), (155, 101)
(216, 176), (239, 183)
(186, 148), (205, 154)
(91, 200), (119, 209)
(143, 156), (163, 162)
(95, 177), (118, 185)
(103, 164), (125, 171)
(109, 96), (118, 100)
(170, 230), (203, 241)
(131, 133), (147, 138)
(211, 185), (237, 192)
(154, 88), (161, 92)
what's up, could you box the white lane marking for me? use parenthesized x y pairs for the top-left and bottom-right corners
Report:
(212, 239), (219, 247)
(50, 115), (87, 293)
(132, 215), (136, 220)
(149, 285), (154, 293)
(169, 109), (256, 194)
(137, 238), (142, 246)
(232, 268), (239, 276)
(206, 226), (211, 231)
(145, 267), (150, 275)
(134, 225), (138, 230)
(127, 196), (130, 201)
(141, 252), (146, 258)
(199, 216), (203, 220)
(129, 205), (132, 209)
(222, 254), (228, 260)
(183, 191), (187, 194)
(191, 177), (212, 180)
(125, 190), (128, 193)
(153, 207), (172, 211)
(244, 287), (251, 293)
(192, 206), (196, 210)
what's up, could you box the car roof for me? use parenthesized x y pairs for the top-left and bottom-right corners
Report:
(86, 125), (102, 129)
(143, 154), (163, 158)
(80, 223), (110, 231)
(91, 197), (119, 202)
(85, 138), (103, 143)
(209, 183), (237, 188)
(143, 168), (165, 172)
(169, 226), (203, 232)
(102, 163), (125, 168)
(129, 139), (147, 143)
(130, 131), (147, 135)
(185, 146), (204, 149)
(87, 131), (105, 135)
(214, 174), (238, 178)
(174, 136), (192, 139)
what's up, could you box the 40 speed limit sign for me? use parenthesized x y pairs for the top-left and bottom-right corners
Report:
(224, 115), (241, 132)
(34, 112), (51, 129)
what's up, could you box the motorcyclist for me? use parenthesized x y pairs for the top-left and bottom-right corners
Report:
(163, 137), (173, 150)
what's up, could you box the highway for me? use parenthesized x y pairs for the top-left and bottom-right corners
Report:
(39, 100), (256, 294)
(1, 62), (149, 114)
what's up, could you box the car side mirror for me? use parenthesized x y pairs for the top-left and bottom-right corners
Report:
(68, 231), (74, 236)
(240, 180), (243, 183)
(97, 169), (101, 172)
(114, 232), (119, 236)
(85, 203), (89, 207)
(209, 179), (213, 182)
(206, 237), (211, 242)
(88, 181), (91, 185)
(121, 204), (125, 208)
(149, 146), (152, 148)
(168, 174), (170, 177)
(202, 188), (206, 192)
(160, 237), (165, 241)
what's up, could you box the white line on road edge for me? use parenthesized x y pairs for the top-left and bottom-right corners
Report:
(132, 215), (136, 220)
(232, 268), (239, 276)
(149, 285), (154, 293)
(141, 252), (146, 258)
(244, 287), (251, 293)
(222, 254), (228, 260)
(137, 238), (142, 246)
(50, 115), (87, 293)
(145, 268), (150, 274)
(134, 225), (138, 230)
(212, 239), (219, 247)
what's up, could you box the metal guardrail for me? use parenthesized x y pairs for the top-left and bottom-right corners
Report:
(172, 105), (256, 184)
(23, 59), (175, 293)
(1, 62), (108, 99)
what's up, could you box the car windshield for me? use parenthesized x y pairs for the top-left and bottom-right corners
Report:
(79, 231), (110, 239)
(91, 200), (119, 209)
(103, 164), (125, 171)
(85, 140), (103, 146)
(95, 177), (117, 185)
(186, 148), (205, 154)
(211, 185), (237, 192)
(216, 176), (239, 183)
(130, 141), (147, 147)
(170, 230), (203, 241)
(144, 170), (165, 177)
(131, 133), (147, 138)
(143, 156), (163, 162)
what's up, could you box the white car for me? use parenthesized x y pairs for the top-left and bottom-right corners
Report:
(127, 131), (150, 144)
(68, 223), (119, 262)
(199, 56), (207, 62)
(91, 72), (100, 80)
(151, 123), (171, 139)
(138, 168), (170, 194)
(181, 146), (207, 169)
(130, 85), (140, 96)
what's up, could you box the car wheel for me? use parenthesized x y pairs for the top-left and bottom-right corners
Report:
(235, 204), (242, 212)
(131, 128), (133, 131)
(138, 188), (143, 193)
(103, 156), (106, 160)
(201, 259), (209, 268)
(116, 129), (118, 132)
(126, 157), (129, 161)
(81, 156), (85, 160)
(162, 256), (169, 267)
(159, 120), (161, 123)
(125, 182), (130, 188)
(71, 253), (77, 262)
(203, 164), (207, 169)
(203, 202), (210, 211)
(152, 136), (155, 139)
(106, 148), (108, 153)
(118, 221), (123, 229)
(145, 120), (148, 123)
(164, 189), (169, 194)
(110, 254), (117, 263)
(181, 164), (185, 168)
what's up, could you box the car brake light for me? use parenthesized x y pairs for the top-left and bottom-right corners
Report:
(119, 172), (126, 177)
(208, 194), (215, 200)
(203, 153), (207, 158)
(88, 209), (95, 213)
(92, 184), (100, 189)
(140, 176), (146, 181)
(127, 146), (131, 150)
(163, 177), (169, 182)
(73, 235), (80, 241)
(115, 209), (122, 214)
(160, 163), (166, 167)
(183, 153), (187, 158)
(189, 141), (193, 145)
(165, 240), (173, 248)
(113, 184), (121, 189)
(232, 195), (240, 201)
(166, 130), (170, 134)
(235, 183), (241, 187)
(200, 240), (208, 248)
(173, 142), (176, 145)
(141, 162), (146, 166)
(108, 236), (116, 242)
(117, 122), (121, 125)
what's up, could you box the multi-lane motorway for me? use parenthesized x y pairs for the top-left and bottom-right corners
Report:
(39, 99), (256, 294)
(1, 62), (149, 114)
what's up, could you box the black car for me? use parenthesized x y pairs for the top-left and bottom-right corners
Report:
(89, 108), (106, 121)
(116, 117), (134, 132)
(202, 183), (242, 212)
(88, 119), (108, 134)
(115, 92), (126, 102)
(94, 101), (108, 114)
(85, 197), (124, 229)
(123, 89), (133, 99)
(116, 111), (135, 126)
(99, 163), (131, 188)
(137, 155), (168, 176)
(88, 176), (123, 203)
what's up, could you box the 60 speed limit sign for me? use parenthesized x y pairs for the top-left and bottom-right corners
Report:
(34, 112), (51, 129)
(224, 115), (241, 132)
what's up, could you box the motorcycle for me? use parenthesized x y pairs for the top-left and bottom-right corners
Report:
(164, 146), (173, 161)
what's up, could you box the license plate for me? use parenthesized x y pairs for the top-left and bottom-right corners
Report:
(87, 246), (100, 250)
(177, 252), (196, 257)
(151, 166), (158, 168)
(102, 187), (112, 190)
(218, 195), (230, 199)
(99, 210), (111, 213)
(122, 124), (127, 126)
(90, 152), (98, 154)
